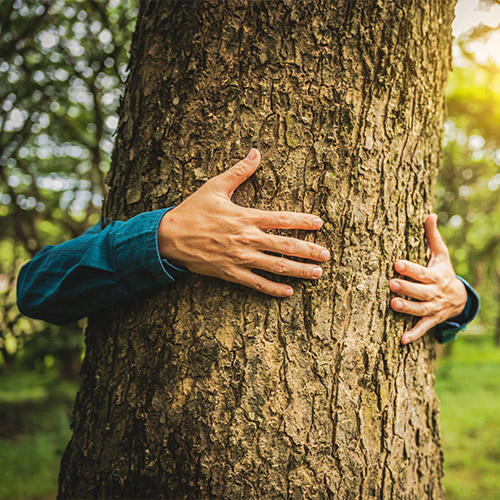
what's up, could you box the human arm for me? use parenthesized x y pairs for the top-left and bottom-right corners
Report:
(16, 209), (187, 325)
(17, 149), (330, 324)
(389, 214), (479, 344)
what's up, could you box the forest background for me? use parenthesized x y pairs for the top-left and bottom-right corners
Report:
(0, 0), (499, 498)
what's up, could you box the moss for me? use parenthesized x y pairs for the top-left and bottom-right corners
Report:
(323, 222), (333, 233)
(285, 114), (301, 148)
(324, 171), (336, 190)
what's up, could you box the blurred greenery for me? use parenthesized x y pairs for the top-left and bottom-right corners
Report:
(0, 367), (78, 499)
(437, 338), (500, 500)
(0, 0), (137, 370)
(438, 60), (500, 344)
(0, 0), (499, 499)
(0, 3), (137, 494)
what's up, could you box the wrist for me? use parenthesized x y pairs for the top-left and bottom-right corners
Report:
(158, 208), (184, 269)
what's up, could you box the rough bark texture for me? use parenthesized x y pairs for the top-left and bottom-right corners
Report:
(58, 1), (455, 498)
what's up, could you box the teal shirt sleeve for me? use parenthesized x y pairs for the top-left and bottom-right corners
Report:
(434, 276), (480, 343)
(16, 208), (188, 326)
(18, 215), (481, 337)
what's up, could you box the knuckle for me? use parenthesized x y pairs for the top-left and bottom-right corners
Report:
(222, 265), (243, 283)
(240, 211), (257, 226)
(237, 231), (257, 246)
(232, 249), (248, 265)
(283, 239), (297, 255)
(254, 278), (268, 293)
(435, 267), (448, 281)
(224, 267), (238, 281)
(231, 162), (247, 177)
(432, 273), (443, 285)
(274, 258), (288, 274)
(278, 212), (292, 227)
(308, 242), (319, 258)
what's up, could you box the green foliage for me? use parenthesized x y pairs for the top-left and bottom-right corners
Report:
(0, 368), (78, 499)
(437, 61), (500, 343)
(436, 338), (500, 500)
(0, 0), (137, 364)
(0, 2), (498, 498)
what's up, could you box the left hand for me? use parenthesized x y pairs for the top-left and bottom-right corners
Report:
(389, 213), (468, 345)
(158, 148), (329, 297)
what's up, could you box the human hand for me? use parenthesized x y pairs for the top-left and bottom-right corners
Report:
(158, 148), (330, 297)
(389, 214), (467, 344)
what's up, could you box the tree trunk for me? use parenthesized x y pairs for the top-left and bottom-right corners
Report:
(58, 1), (454, 498)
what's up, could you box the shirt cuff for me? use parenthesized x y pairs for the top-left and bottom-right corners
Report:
(111, 208), (189, 292)
(433, 276), (480, 343)
(157, 207), (190, 280)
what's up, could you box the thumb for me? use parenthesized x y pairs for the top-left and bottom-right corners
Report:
(217, 148), (261, 197)
(425, 213), (449, 262)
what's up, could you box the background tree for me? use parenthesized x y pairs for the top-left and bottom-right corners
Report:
(0, 0), (137, 372)
(58, 1), (455, 498)
(0, 5), (138, 496)
(437, 26), (500, 345)
(1, 0), (498, 499)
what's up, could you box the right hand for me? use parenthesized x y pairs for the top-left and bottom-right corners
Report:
(389, 214), (467, 344)
(158, 148), (330, 297)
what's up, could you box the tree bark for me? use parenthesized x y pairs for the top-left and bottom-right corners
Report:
(58, 1), (455, 498)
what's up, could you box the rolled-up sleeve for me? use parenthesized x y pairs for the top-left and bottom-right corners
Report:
(434, 277), (481, 344)
(17, 208), (188, 325)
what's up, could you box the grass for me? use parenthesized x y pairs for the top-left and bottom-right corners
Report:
(0, 369), (78, 499)
(0, 338), (498, 499)
(436, 336), (500, 500)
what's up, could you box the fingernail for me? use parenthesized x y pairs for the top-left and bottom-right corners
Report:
(285, 287), (293, 296)
(314, 218), (323, 229)
(246, 148), (258, 161)
(401, 336), (408, 345)
(391, 281), (401, 291)
(320, 250), (329, 261)
(395, 299), (403, 309)
(397, 262), (405, 271)
(404, 335), (412, 343)
(312, 267), (322, 278)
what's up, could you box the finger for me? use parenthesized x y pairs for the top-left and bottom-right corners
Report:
(394, 260), (434, 284)
(389, 279), (436, 301)
(391, 297), (435, 317)
(236, 269), (294, 298)
(251, 253), (323, 280)
(248, 208), (324, 231)
(260, 233), (330, 262)
(216, 148), (261, 197)
(401, 317), (439, 345)
(425, 213), (449, 261)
